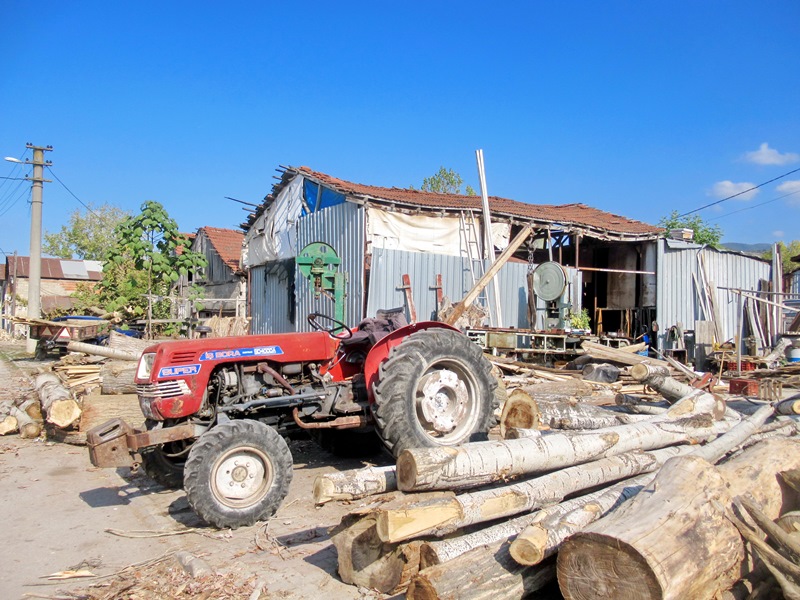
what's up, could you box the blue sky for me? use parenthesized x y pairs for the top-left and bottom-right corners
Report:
(1, 1), (798, 258)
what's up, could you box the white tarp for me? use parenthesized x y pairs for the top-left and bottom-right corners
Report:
(366, 206), (510, 258)
(242, 176), (304, 267)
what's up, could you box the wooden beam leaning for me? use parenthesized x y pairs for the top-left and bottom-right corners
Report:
(445, 224), (533, 327)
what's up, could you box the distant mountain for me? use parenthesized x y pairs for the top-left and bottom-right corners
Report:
(721, 242), (771, 255)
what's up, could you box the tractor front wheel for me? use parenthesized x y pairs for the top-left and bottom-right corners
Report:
(372, 328), (497, 456)
(183, 420), (292, 529)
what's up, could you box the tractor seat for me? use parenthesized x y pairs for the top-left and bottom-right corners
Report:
(340, 307), (408, 349)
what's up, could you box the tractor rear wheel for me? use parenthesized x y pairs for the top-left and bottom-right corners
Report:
(183, 420), (292, 529)
(372, 328), (497, 456)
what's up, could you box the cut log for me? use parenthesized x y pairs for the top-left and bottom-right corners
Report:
(66, 341), (139, 361)
(313, 465), (397, 505)
(331, 493), (452, 593)
(529, 396), (652, 430)
(498, 389), (539, 437)
(100, 360), (138, 395)
(630, 362), (715, 405)
(35, 372), (81, 429)
(777, 398), (800, 416)
(378, 446), (693, 543)
(557, 438), (800, 600)
(510, 472), (653, 566)
(79, 393), (144, 432)
(0, 414), (18, 435)
(9, 405), (42, 438)
(397, 389), (727, 492)
(107, 330), (149, 356)
(18, 397), (43, 423)
(408, 552), (556, 600)
(420, 484), (633, 568)
(614, 393), (669, 414)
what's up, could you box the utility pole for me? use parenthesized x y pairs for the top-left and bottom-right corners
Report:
(22, 144), (52, 352)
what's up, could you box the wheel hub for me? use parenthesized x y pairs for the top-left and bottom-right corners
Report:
(214, 453), (267, 501)
(419, 369), (468, 434)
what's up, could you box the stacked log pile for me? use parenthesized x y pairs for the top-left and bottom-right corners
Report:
(320, 363), (800, 599)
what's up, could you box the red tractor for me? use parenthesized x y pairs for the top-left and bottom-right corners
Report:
(88, 309), (497, 529)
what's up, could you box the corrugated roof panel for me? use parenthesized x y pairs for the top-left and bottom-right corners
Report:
(60, 260), (89, 279)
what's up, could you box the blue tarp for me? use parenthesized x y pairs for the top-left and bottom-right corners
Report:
(303, 179), (346, 214)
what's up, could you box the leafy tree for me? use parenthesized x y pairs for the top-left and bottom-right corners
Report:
(658, 211), (723, 248)
(85, 200), (207, 336)
(761, 240), (800, 274)
(43, 203), (130, 260)
(415, 167), (477, 195)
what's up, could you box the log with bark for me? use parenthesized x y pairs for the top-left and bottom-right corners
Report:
(502, 391), (652, 434)
(397, 389), (727, 492)
(557, 438), (800, 600)
(378, 445), (694, 543)
(0, 400), (18, 435)
(79, 393), (144, 433)
(9, 404), (41, 438)
(65, 341), (139, 362)
(313, 465), (397, 505)
(408, 550), (556, 600)
(100, 360), (138, 395)
(34, 372), (81, 428)
(330, 492), (451, 593)
(107, 330), (150, 356)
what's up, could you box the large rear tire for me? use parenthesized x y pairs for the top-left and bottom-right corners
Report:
(372, 328), (497, 456)
(183, 420), (293, 529)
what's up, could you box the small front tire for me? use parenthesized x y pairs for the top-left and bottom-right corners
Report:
(184, 420), (293, 529)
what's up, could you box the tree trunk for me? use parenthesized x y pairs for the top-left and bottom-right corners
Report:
(379, 446), (693, 544)
(35, 373), (81, 429)
(397, 390), (727, 492)
(9, 405), (41, 438)
(499, 389), (539, 437)
(66, 341), (139, 361)
(107, 330), (150, 356)
(532, 396), (652, 430)
(100, 360), (138, 395)
(510, 473), (653, 566)
(408, 552), (556, 600)
(777, 398), (800, 416)
(79, 393), (144, 432)
(629, 363), (700, 403)
(313, 465), (397, 505)
(330, 492), (452, 594)
(0, 401), (17, 435)
(557, 438), (800, 600)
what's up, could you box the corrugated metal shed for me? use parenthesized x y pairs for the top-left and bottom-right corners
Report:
(295, 202), (366, 331)
(656, 239), (771, 349)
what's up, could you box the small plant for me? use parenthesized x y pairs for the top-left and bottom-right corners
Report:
(569, 308), (591, 331)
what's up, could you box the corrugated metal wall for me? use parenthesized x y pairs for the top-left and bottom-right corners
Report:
(656, 239), (771, 349)
(366, 248), (580, 328)
(295, 202), (366, 331)
(249, 203), (366, 334)
(249, 260), (295, 334)
(787, 271), (800, 296)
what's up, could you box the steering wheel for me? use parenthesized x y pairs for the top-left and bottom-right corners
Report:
(307, 312), (354, 340)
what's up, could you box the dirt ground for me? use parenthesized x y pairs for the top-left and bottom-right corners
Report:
(0, 341), (393, 600)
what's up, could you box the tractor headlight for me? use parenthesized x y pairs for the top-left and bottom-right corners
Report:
(136, 353), (156, 380)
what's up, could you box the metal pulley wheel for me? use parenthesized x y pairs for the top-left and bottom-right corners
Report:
(532, 261), (567, 301)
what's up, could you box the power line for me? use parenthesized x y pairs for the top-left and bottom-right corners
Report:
(46, 167), (102, 219)
(0, 172), (29, 212)
(0, 185), (31, 219)
(679, 166), (800, 217)
(0, 176), (26, 180)
(709, 188), (800, 222)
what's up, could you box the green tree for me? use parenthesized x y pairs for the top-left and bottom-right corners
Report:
(415, 167), (477, 195)
(761, 240), (800, 274)
(88, 200), (207, 336)
(43, 203), (130, 260)
(658, 211), (723, 248)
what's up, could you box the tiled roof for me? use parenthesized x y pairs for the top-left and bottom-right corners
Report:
(199, 227), (244, 272)
(4, 256), (102, 281)
(295, 167), (661, 238)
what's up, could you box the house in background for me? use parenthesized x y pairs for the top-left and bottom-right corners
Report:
(175, 226), (246, 320)
(1, 255), (102, 331)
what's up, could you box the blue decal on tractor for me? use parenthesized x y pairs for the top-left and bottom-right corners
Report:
(199, 346), (284, 361)
(158, 364), (201, 378)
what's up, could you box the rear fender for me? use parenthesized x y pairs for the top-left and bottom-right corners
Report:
(363, 321), (460, 404)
